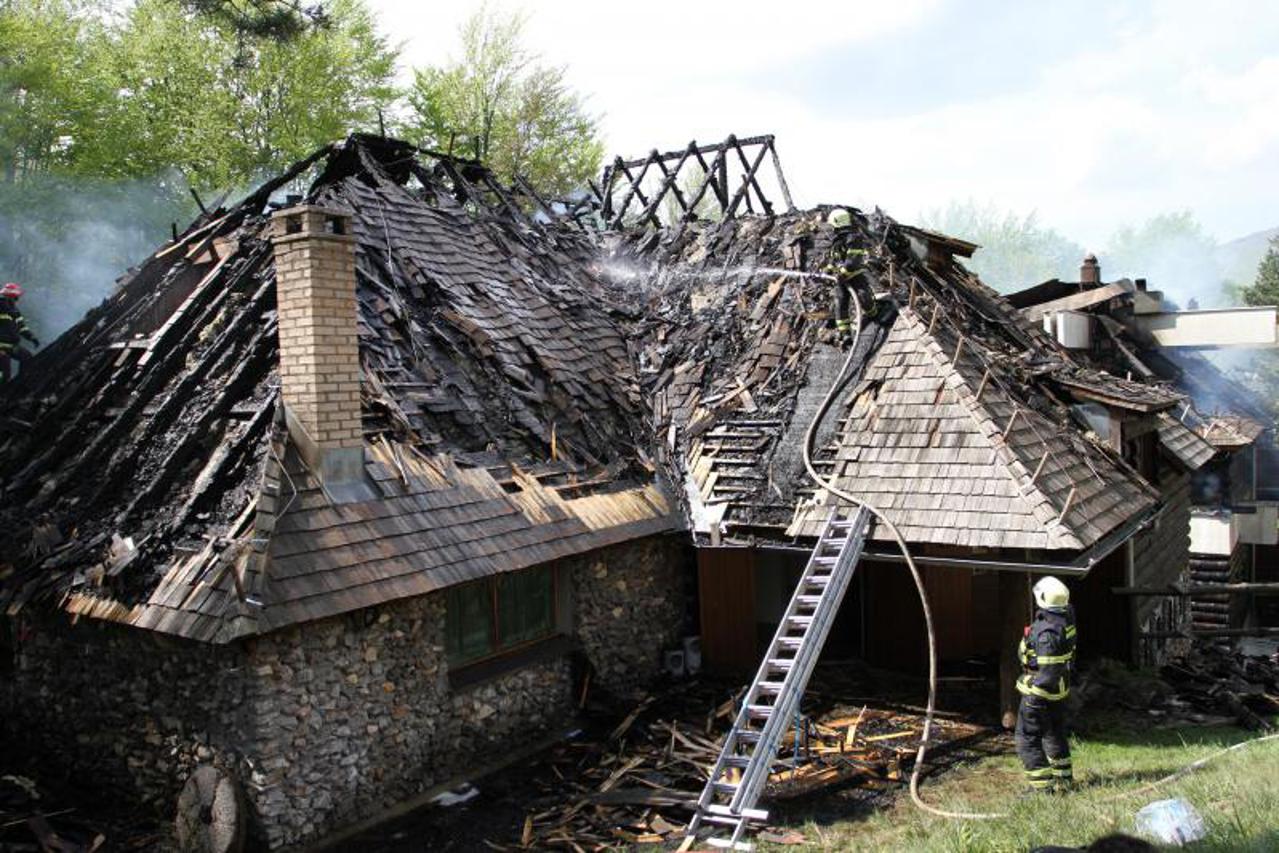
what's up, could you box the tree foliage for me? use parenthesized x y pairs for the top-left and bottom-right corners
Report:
(403, 7), (603, 199)
(0, 0), (115, 181)
(96, 0), (397, 191)
(0, 0), (397, 341)
(179, 0), (329, 40)
(918, 200), (1084, 293)
(1240, 236), (1279, 308)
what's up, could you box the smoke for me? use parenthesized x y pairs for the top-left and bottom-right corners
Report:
(0, 173), (194, 343)
(1097, 212), (1228, 310)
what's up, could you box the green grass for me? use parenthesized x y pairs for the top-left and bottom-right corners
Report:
(769, 725), (1279, 852)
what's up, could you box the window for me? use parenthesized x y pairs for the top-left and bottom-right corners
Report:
(445, 566), (556, 667)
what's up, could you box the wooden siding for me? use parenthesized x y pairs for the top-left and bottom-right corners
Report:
(697, 549), (757, 674)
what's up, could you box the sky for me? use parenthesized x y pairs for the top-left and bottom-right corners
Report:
(367, 0), (1279, 251)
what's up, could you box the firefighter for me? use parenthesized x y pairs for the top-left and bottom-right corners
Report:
(822, 208), (875, 344)
(0, 282), (38, 382)
(1016, 575), (1077, 792)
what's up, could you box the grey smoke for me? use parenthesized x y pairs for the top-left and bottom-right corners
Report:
(0, 173), (194, 343)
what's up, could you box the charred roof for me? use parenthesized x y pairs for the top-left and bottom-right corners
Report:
(603, 203), (1159, 551)
(0, 132), (1189, 640)
(0, 135), (671, 640)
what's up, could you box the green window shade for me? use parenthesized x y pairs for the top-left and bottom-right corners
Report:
(498, 566), (554, 647)
(445, 582), (494, 665)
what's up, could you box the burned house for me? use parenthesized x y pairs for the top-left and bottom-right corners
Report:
(590, 153), (1199, 707)
(0, 133), (1217, 846)
(0, 136), (686, 849)
(1007, 260), (1279, 638)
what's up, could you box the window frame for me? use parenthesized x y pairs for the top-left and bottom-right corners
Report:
(444, 565), (560, 670)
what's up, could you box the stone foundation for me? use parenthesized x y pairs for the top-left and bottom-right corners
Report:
(1, 533), (691, 849)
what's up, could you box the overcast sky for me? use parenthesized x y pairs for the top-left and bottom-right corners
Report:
(368, 0), (1279, 249)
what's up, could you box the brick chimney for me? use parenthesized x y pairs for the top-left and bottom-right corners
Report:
(1080, 253), (1101, 285)
(269, 205), (364, 486)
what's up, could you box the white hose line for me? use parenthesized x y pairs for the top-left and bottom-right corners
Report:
(799, 286), (1003, 820)
(1098, 731), (1279, 804)
(800, 276), (1279, 821)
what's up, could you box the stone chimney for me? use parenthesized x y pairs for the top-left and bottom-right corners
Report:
(1080, 253), (1101, 285)
(269, 205), (364, 486)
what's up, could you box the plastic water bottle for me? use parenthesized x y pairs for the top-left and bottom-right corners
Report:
(1133, 798), (1207, 846)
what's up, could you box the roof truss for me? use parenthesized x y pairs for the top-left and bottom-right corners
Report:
(599, 134), (796, 229)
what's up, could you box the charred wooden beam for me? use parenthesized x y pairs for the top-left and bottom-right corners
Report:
(1139, 627), (1279, 639)
(724, 137), (772, 219)
(612, 134), (776, 169)
(119, 323), (275, 524)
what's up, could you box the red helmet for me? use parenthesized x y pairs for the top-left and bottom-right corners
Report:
(1, 282), (22, 299)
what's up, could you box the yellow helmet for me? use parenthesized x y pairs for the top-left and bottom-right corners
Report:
(827, 207), (852, 229)
(1033, 576), (1070, 611)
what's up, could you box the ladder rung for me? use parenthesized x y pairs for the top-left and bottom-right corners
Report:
(745, 705), (773, 718)
(805, 576), (831, 587)
(721, 755), (751, 767)
(797, 595), (821, 605)
(703, 814), (745, 827)
(813, 556), (837, 566)
(736, 731), (763, 743)
(766, 657), (794, 668)
(776, 637), (803, 648)
(758, 681), (785, 693)
(712, 781), (740, 793)
(707, 804), (769, 821)
(788, 615), (813, 627)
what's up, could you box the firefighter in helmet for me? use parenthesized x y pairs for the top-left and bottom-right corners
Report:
(822, 208), (875, 344)
(1016, 575), (1077, 792)
(0, 282), (38, 382)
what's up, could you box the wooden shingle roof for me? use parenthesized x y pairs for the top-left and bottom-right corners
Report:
(790, 310), (1157, 549)
(1156, 412), (1218, 470)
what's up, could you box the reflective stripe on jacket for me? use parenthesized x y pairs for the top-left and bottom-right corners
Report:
(1016, 606), (1076, 702)
(0, 297), (30, 346)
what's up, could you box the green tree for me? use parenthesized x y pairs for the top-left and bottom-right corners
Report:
(1101, 211), (1225, 308)
(918, 200), (1084, 293)
(95, 0), (397, 191)
(1240, 236), (1279, 307)
(179, 0), (328, 40)
(403, 6), (603, 198)
(0, 0), (116, 181)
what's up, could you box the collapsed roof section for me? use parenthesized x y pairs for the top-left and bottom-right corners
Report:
(0, 135), (672, 641)
(1006, 272), (1272, 455)
(604, 204), (1160, 552)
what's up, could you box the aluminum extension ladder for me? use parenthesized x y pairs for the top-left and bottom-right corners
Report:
(683, 507), (871, 851)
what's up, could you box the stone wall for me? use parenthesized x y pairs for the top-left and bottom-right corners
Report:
(238, 592), (574, 849)
(571, 534), (692, 695)
(1, 533), (690, 849)
(0, 615), (249, 811)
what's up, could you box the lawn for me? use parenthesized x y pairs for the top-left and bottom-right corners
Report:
(772, 723), (1279, 852)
